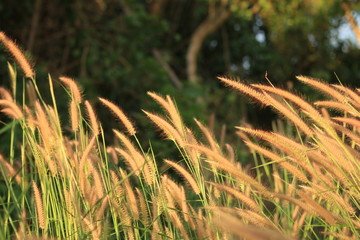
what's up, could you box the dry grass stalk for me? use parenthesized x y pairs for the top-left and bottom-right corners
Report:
(35, 102), (53, 151)
(218, 77), (269, 106)
(332, 84), (360, 109)
(297, 190), (337, 225)
(64, 188), (75, 219)
(95, 196), (109, 221)
(315, 132), (355, 175)
(0, 154), (21, 184)
(79, 137), (96, 194)
(110, 170), (124, 200)
(120, 169), (139, 220)
(210, 207), (289, 240)
(59, 76), (82, 103)
(330, 121), (360, 147)
(0, 99), (23, 119)
(37, 146), (58, 176)
(303, 184), (355, 215)
(135, 188), (149, 225)
(143, 110), (185, 146)
(234, 209), (275, 229)
(99, 98), (136, 135)
(190, 144), (271, 196)
(0, 32), (34, 78)
(32, 181), (45, 229)
(0, 87), (13, 101)
(115, 147), (140, 175)
(107, 147), (119, 165)
(88, 160), (105, 199)
(26, 81), (37, 107)
(194, 118), (219, 152)
(164, 159), (200, 194)
(209, 182), (260, 213)
(147, 92), (184, 134)
(252, 84), (320, 117)
(244, 140), (309, 183)
(85, 100), (100, 136)
(69, 100), (79, 132)
(262, 91), (314, 136)
(314, 101), (356, 115)
(113, 130), (152, 183)
(332, 117), (360, 129)
(297, 76), (346, 103)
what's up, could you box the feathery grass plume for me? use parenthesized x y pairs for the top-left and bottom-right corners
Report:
(314, 100), (356, 115)
(194, 118), (219, 152)
(150, 195), (162, 240)
(98, 97), (136, 135)
(210, 207), (289, 240)
(143, 110), (185, 146)
(107, 147), (119, 165)
(79, 136), (96, 170)
(315, 131), (356, 175)
(119, 169), (139, 220)
(183, 128), (201, 168)
(113, 130), (145, 170)
(95, 196), (109, 221)
(32, 181), (45, 229)
(292, 211), (308, 238)
(297, 190), (338, 225)
(252, 84), (321, 117)
(37, 146), (58, 176)
(0, 87), (13, 101)
(110, 170), (124, 199)
(162, 179), (190, 240)
(115, 147), (139, 175)
(244, 140), (309, 183)
(237, 128), (311, 168)
(85, 100), (100, 136)
(307, 149), (349, 186)
(303, 184), (355, 216)
(26, 81), (37, 107)
(147, 92), (184, 134)
(59, 76), (82, 103)
(209, 182), (260, 213)
(333, 117), (360, 129)
(0, 99), (23, 119)
(178, 186), (193, 226)
(135, 188), (149, 225)
(79, 137), (96, 194)
(64, 188), (75, 219)
(332, 84), (360, 109)
(189, 144), (271, 196)
(0, 154), (21, 184)
(69, 100), (79, 132)
(88, 160), (105, 199)
(35, 101), (53, 151)
(82, 216), (100, 240)
(164, 159), (200, 194)
(262, 91), (314, 136)
(0, 32), (34, 78)
(218, 76), (269, 106)
(113, 130), (153, 184)
(234, 209), (275, 229)
(330, 121), (360, 147)
(297, 76), (346, 103)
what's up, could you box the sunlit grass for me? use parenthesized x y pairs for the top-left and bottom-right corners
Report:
(1, 31), (360, 240)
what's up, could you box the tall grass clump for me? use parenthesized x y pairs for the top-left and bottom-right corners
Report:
(0, 31), (360, 239)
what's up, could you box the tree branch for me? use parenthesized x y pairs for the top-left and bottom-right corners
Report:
(186, 5), (230, 84)
(342, 3), (360, 45)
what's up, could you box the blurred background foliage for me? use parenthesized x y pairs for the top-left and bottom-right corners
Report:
(0, 0), (360, 159)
